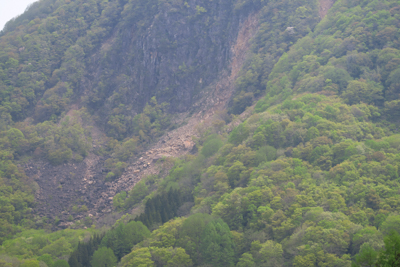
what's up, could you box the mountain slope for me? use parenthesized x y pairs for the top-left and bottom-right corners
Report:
(108, 0), (400, 266)
(0, 0), (400, 265)
(0, 0), (322, 226)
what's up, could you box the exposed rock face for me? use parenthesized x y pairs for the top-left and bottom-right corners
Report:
(27, 11), (260, 225)
(319, 0), (336, 18)
(83, 0), (257, 120)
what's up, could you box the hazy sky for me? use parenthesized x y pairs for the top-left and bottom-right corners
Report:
(0, 0), (37, 31)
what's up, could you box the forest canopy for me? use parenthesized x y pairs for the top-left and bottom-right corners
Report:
(0, 0), (399, 266)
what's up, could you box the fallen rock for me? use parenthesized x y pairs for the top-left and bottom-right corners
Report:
(184, 141), (194, 150)
(59, 222), (73, 229)
(286, 27), (295, 34)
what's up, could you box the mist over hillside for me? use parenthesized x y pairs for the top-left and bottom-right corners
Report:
(0, 0), (399, 266)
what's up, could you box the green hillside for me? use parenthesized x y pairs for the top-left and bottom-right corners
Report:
(0, 0), (399, 266)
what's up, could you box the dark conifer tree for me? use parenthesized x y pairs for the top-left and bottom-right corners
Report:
(68, 234), (105, 267)
(68, 253), (79, 267)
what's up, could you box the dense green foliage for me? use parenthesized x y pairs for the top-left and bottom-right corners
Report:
(68, 234), (103, 267)
(134, 190), (188, 228)
(135, 92), (399, 266)
(89, 0), (400, 266)
(90, 247), (117, 267)
(0, 0), (399, 265)
(229, 0), (320, 114)
(255, 0), (400, 115)
(68, 221), (149, 267)
(0, 228), (94, 266)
